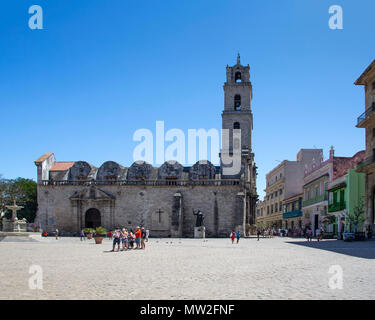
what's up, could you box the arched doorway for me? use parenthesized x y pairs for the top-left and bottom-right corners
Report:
(85, 208), (101, 229)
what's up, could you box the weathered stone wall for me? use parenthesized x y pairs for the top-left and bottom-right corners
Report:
(36, 184), (244, 238)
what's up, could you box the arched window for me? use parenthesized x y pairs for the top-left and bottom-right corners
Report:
(234, 95), (241, 110)
(235, 72), (242, 82)
(233, 122), (240, 129)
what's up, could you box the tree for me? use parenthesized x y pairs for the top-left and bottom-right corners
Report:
(0, 175), (37, 223)
(321, 214), (336, 232)
(346, 197), (365, 232)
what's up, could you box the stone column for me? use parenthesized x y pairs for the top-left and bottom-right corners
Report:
(171, 192), (183, 237)
(214, 196), (219, 237)
(235, 191), (245, 234)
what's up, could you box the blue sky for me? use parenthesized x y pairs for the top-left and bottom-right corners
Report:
(0, 0), (374, 199)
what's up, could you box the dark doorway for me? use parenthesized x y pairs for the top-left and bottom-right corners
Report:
(314, 214), (319, 231)
(85, 208), (101, 229)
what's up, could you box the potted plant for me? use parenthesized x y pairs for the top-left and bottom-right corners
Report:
(93, 227), (107, 244)
(84, 227), (94, 239)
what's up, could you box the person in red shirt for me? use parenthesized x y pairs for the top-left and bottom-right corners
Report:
(134, 227), (142, 249)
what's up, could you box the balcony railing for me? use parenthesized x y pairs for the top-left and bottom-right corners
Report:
(40, 179), (243, 187)
(283, 210), (303, 219)
(328, 202), (346, 212)
(302, 194), (328, 207)
(357, 103), (375, 125)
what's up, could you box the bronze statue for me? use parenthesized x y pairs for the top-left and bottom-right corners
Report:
(193, 209), (204, 227)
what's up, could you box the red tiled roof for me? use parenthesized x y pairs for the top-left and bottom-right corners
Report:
(35, 152), (54, 164)
(50, 162), (75, 172)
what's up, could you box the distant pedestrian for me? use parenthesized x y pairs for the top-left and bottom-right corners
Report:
(135, 226), (142, 249)
(307, 228), (312, 242)
(145, 229), (150, 242)
(80, 229), (85, 241)
(121, 228), (128, 251)
(111, 229), (121, 252)
(55, 229), (59, 240)
(236, 231), (241, 244)
(128, 229), (135, 249)
(230, 231), (236, 244)
(315, 228), (320, 242)
(141, 227), (147, 249)
(257, 229), (261, 241)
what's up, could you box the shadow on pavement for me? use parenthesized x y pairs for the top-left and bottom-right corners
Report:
(287, 239), (375, 259)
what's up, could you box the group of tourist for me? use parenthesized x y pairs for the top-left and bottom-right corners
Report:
(256, 228), (274, 240)
(255, 226), (324, 241)
(305, 227), (323, 242)
(230, 231), (241, 244)
(110, 227), (149, 252)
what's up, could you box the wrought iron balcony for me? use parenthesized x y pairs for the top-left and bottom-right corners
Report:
(357, 103), (375, 125)
(302, 194), (328, 207)
(328, 202), (346, 212)
(283, 210), (303, 219)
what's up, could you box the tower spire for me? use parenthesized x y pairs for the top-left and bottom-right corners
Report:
(237, 52), (241, 64)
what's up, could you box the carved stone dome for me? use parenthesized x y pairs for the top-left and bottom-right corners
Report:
(189, 160), (216, 180)
(127, 161), (152, 180)
(158, 161), (183, 179)
(97, 161), (125, 181)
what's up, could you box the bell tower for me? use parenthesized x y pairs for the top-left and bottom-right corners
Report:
(220, 54), (258, 229)
(222, 53), (253, 153)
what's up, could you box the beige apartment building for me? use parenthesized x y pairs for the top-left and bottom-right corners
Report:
(256, 199), (266, 224)
(256, 149), (322, 229)
(355, 59), (375, 233)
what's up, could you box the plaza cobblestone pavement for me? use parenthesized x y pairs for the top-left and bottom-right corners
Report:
(0, 236), (374, 300)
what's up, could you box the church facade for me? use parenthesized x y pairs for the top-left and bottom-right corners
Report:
(34, 56), (258, 237)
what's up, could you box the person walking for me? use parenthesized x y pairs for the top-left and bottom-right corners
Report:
(257, 228), (261, 241)
(80, 229), (85, 241)
(230, 231), (236, 244)
(316, 227), (321, 242)
(55, 229), (59, 240)
(307, 228), (312, 242)
(141, 227), (147, 250)
(145, 229), (150, 242)
(236, 231), (241, 244)
(111, 229), (121, 252)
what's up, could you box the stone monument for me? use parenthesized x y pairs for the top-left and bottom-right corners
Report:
(193, 209), (205, 238)
(2, 201), (26, 232)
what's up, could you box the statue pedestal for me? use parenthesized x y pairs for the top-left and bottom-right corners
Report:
(194, 226), (206, 239)
(13, 219), (27, 232)
(2, 218), (27, 232)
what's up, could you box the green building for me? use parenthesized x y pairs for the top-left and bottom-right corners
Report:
(327, 167), (365, 237)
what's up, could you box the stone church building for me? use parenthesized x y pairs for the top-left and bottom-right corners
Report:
(34, 55), (258, 237)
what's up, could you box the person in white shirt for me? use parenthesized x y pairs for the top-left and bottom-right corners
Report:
(316, 228), (321, 242)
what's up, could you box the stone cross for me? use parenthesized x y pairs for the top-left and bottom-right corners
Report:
(5, 200), (24, 221)
(156, 209), (164, 223)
